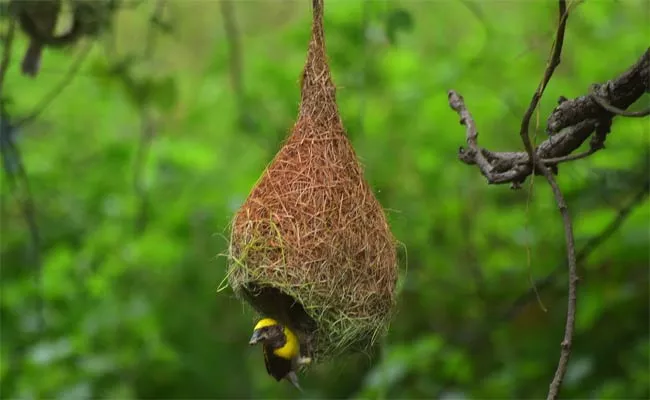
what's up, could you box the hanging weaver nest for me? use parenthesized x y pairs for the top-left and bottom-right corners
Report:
(227, 0), (398, 363)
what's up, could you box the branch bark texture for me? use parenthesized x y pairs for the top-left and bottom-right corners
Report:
(451, 48), (649, 187)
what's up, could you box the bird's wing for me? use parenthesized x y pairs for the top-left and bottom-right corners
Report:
(262, 344), (292, 382)
(262, 345), (273, 376)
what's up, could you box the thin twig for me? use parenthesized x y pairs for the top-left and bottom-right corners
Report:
(503, 180), (650, 321)
(16, 42), (93, 127)
(457, 179), (649, 375)
(449, 50), (649, 186)
(0, 5), (44, 328)
(133, 110), (154, 233)
(0, 117), (44, 322)
(0, 121), (42, 275)
(357, 0), (371, 137)
(541, 148), (597, 165)
(519, 0), (569, 159)
(448, 90), (503, 180)
(132, 0), (166, 233)
(524, 169), (547, 313)
(516, 1), (577, 397)
(0, 18), (16, 93)
(219, 0), (247, 129)
(523, 101), (546, 312)
(589, 88), (650, 118)
(541, 162), (578, 400)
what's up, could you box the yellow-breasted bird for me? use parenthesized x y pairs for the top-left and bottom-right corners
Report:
(249, 318), (311, 391)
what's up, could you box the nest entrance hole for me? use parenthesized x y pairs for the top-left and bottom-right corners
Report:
(241, 283), (318, 357)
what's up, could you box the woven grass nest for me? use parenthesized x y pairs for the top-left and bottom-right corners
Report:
(227, 0), (398, 363)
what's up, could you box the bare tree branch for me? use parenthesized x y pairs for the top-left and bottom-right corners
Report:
(0, 17), (15, 91)
(446, 1), (628, 397)
(0, 17), (44, 328)
(133, 111), (155, 233)
(451, 48), (649, 187)
(542, 167), (577, 400)
(526, 7), (579, 392)
(449, 89), (581, 400)
(133, 0), (166, 233)
(547, 48), (650, 134)
(219, 0), (247, 128)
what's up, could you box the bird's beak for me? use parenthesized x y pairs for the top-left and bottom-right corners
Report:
(249, 330), (264, 345)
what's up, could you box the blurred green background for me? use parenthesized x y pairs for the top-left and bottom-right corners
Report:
(1, 0), (649, 398)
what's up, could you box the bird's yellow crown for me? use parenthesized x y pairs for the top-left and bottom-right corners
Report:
(253, 318), (279, 331)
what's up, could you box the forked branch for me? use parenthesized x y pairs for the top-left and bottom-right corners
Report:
(448, 48), (648, 188)
(447, 1), (648, 399)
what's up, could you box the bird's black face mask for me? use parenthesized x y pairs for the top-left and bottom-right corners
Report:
(249, 329), (268, 345)
(249, 325), (284, 345)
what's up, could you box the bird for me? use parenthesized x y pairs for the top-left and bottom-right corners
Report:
(248, 318), (312, 391)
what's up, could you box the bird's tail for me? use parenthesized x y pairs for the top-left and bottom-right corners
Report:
(286, 371), (303, 392)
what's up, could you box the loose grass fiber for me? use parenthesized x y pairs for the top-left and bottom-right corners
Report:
(227, 0), (398, 363)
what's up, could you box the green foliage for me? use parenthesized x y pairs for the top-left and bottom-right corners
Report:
(1, 0), (649, 399)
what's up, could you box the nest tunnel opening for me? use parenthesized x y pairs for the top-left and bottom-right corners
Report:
(240, 283), (318, 357)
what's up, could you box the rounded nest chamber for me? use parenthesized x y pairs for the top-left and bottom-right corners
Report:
(227, 0), (399, 363)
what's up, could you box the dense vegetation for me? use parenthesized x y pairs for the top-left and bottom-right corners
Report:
(1, 1), (648, 398)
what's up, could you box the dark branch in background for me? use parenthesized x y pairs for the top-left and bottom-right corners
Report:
(0, 2), (118, 326)
(451, 176), (650, 394)
(0, 16), (15, 90)
(16, 1), (88, 47)
(502, 180), (650, 321)
(11, 0), (123, 123)
(15, 43), (93, 127)
(133, 111), (154, 233)
(145, 0), (167, 59)
(0, 119), (42, 290)
(0, 18), (44, 327)
(357, 0), (370, 137)
(133, 0), (166, 233)
(13, 0), (115, 77)
(452, 48), (649, 187)
(219, 0), (247, 128)
(455, 175), (650, 371)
